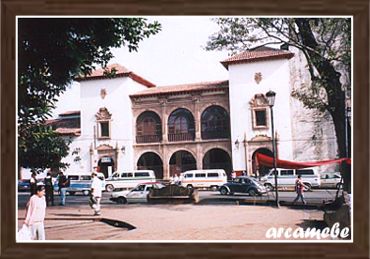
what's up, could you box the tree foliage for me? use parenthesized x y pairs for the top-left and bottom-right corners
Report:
(18, 18), (161, 171)
(206, 18), (351, 158)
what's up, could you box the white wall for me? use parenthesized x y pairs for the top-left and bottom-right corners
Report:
(61, 76), (149, 175)
(228, 58), (294, 171)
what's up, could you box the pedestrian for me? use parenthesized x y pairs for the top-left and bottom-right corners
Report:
(231, 171), (236, 180)
(57, 172), (69, 206)
(24, 185), (47, 240)
(173, 174), (179, 184)
(44, 172), (54, 206)
(29, 172), (37, 196)
(293, 174), (308, 205)
(90, 172), (102, 216)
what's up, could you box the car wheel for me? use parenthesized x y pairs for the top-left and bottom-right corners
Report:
(106, 184), (114, 192)
(248, 189), (257, 196)
(82, 190), (90, 196)
(186, 184), (193, 190)
(68, 191), (75, 196)
(116, 197), (127, 204)
(264, 183), (273, 191)
(304, 183), (312, 191)
(210, 186), (218, 191)
(220, 187), (228, 195)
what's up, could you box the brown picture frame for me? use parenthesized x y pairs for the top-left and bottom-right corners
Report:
(2, 0), (369, 258)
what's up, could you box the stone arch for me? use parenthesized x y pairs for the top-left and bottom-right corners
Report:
(168, 150), (197, 177)
(200, 105), (230, 140)
(167, 108), (195, 142)
(137, 152), (164, 179)
(203, 148), (233, 178)
(136, 110), (162, 143)
(252, 148), (273, 178)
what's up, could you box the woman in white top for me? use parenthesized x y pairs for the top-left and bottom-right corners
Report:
(25, 185), (46, 240)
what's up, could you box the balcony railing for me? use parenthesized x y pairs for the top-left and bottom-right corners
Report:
(136, 135), (162, 143)
(201, 130), (230, 140)
(168, 133), (195, 142)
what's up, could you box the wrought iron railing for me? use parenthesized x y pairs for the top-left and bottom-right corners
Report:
(168, 133), (195, 142)
(136, 135), (162, 143)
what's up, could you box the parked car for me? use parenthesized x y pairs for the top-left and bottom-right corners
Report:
(110, 182), (165, 204)
(260, 168), (321, 191)
(219, 176), (267, 196)
(320, 172), (342, 189)
(179, 169), (227, 190)
(105, 170), (156, 192)
(54, 173), (105, 195)
(18, 179), (30, 192)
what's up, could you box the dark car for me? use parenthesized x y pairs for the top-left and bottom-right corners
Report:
(18, 179), (30, 192)
(219, 176), (267, 196)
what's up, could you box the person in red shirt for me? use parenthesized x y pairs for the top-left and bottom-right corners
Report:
(293, 175), (309, 205)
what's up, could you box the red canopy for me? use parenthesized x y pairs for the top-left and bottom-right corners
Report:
(256, 153), (351, 169)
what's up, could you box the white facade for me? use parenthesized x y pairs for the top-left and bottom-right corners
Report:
(21, 47), (339, 180)
(228, 58), (294, 173)
(60, 76), (148, 177)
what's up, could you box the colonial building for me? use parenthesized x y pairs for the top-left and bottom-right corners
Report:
(43, 46), (339, 180)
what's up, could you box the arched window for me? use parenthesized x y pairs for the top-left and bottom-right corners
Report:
(168, 108), (195, 141)
(201, 105), (230, 139)
(136, 111), (162, 143)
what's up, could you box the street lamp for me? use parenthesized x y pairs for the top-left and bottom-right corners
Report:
(266, 90), (279, 208)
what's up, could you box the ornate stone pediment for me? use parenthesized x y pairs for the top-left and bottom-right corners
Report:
(95, 107), (112, 121)
(249, 94), (269, 107)
(96, 144), (114, 151)
(249, 134), (271, 142)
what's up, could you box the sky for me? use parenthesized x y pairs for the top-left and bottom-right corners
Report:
(51, 17), (230, 117)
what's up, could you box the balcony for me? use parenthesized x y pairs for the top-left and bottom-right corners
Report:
(136, 135), (162, 143)
(168, 133), (195, 142)
(201, 130), (230, 140)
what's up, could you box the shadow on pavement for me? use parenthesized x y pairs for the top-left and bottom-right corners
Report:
(100, 218), (136, 230)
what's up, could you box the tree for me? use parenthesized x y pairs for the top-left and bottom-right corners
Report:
(206, 18), (351, 159)
(19, 125), (70, 173)
(18, 18), (161, 172)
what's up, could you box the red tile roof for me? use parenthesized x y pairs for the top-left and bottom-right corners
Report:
(59, 110), (80, 116)
(55, 128), (81, 136)
(130, 80), (228, 98)
(221, 46), (294, 69)
(75, 64), (155, 88)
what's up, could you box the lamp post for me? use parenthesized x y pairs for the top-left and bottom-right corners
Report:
(266, 90), (279, 208)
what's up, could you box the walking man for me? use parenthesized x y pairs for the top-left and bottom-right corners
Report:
(90, 172), (102, 216)
(293, 175), (308, 205)
(57, 172), (69, 206)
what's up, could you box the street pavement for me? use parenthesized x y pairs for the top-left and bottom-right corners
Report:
(17, 189), (338, 208)
(16, 189), (339, 241)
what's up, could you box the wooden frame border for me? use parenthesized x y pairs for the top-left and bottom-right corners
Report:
(2, 0), (369, 258)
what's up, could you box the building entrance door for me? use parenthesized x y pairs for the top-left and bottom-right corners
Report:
(98, 156), (115, 178)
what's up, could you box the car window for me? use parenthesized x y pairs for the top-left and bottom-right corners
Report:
(207, 173), (219, 178)
(280, 170), (294, 176)
(296, 169), (314, 175)
(195, 173), (206, 178)
(133, 185), (145, 191)
(185, 174), (193, 178)
(135, 172), (150, 177)
(121, 172), (133, 178)
(80, 176), (91, 180)
(68, 176), (79, 180)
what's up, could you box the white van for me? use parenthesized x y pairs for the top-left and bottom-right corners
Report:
(179, 169), (227, 190)
(261, 168), (321, 191)
(105, 170), (156, 191)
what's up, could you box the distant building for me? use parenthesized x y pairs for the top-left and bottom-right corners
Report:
(40, 46), (339, 180)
